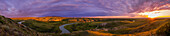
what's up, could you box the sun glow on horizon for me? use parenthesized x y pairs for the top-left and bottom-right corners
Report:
(139, 10), (170, 18)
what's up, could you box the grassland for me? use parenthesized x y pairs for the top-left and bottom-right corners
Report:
(17, 20), (71, 33)
(64, 19), (136, 32)
(64, 22), (104, 32)
(0, 16), (40, 36)
(12, 17), (102, 34)
(63, 18), (170, 36)
(11, 17), (170, 36)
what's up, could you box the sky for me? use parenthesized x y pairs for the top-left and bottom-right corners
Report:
(0, 0), (170, 18)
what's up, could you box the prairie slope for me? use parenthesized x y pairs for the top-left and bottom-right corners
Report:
(0, 16), (39, 36)
(87, 19), (170, 36)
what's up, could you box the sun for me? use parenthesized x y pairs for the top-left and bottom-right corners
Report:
(148, 16), (157, 18)
(139, 11), (160, 18)
(147, 13), (159, 18)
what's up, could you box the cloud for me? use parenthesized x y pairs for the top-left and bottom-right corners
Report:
(0, 0), (170, 17)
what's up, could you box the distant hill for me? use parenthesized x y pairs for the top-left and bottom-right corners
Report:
(11, 17), (103, 22)
(0, 15), (39, 36)
(11, 17), (68, 21)
(45, 16), (62, 17)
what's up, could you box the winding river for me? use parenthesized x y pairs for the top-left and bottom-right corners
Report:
(59, 23), (76, 34)
(18, 21), (32, 30)
(19, 21), (76, 34)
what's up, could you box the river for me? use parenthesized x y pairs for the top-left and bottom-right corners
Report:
(59, 23), (76, 34)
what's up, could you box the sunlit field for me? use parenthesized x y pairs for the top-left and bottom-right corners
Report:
(11, 18), (170, 36)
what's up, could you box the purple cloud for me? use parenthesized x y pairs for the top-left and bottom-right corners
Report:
(0, 0), (170, 18)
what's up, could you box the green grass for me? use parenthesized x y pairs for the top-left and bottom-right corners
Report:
(11, 18), (170, 36)
(19, 20), (71, 33)
(65, 22), (104, 32)
(102, 21), (130, 28)
(64, 19), (133, 32)
(12, 18), (103, 34)
(156, 20), (170, 36)
(107, 19), (168, 34)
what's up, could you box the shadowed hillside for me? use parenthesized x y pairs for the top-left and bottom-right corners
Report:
(0, 15), (40, 36)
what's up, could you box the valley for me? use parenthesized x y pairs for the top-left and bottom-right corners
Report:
(1, 0), (170, 36)
(10, 17), (170, 36)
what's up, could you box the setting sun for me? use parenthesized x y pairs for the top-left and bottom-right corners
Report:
(139, 11), (160, 18)
(139, 10), (170, 18)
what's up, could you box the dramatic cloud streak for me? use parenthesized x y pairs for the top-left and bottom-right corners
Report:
(0, 0), (170, 17)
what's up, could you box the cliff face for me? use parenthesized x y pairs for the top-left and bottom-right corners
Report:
(0, 16), (38, 36)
